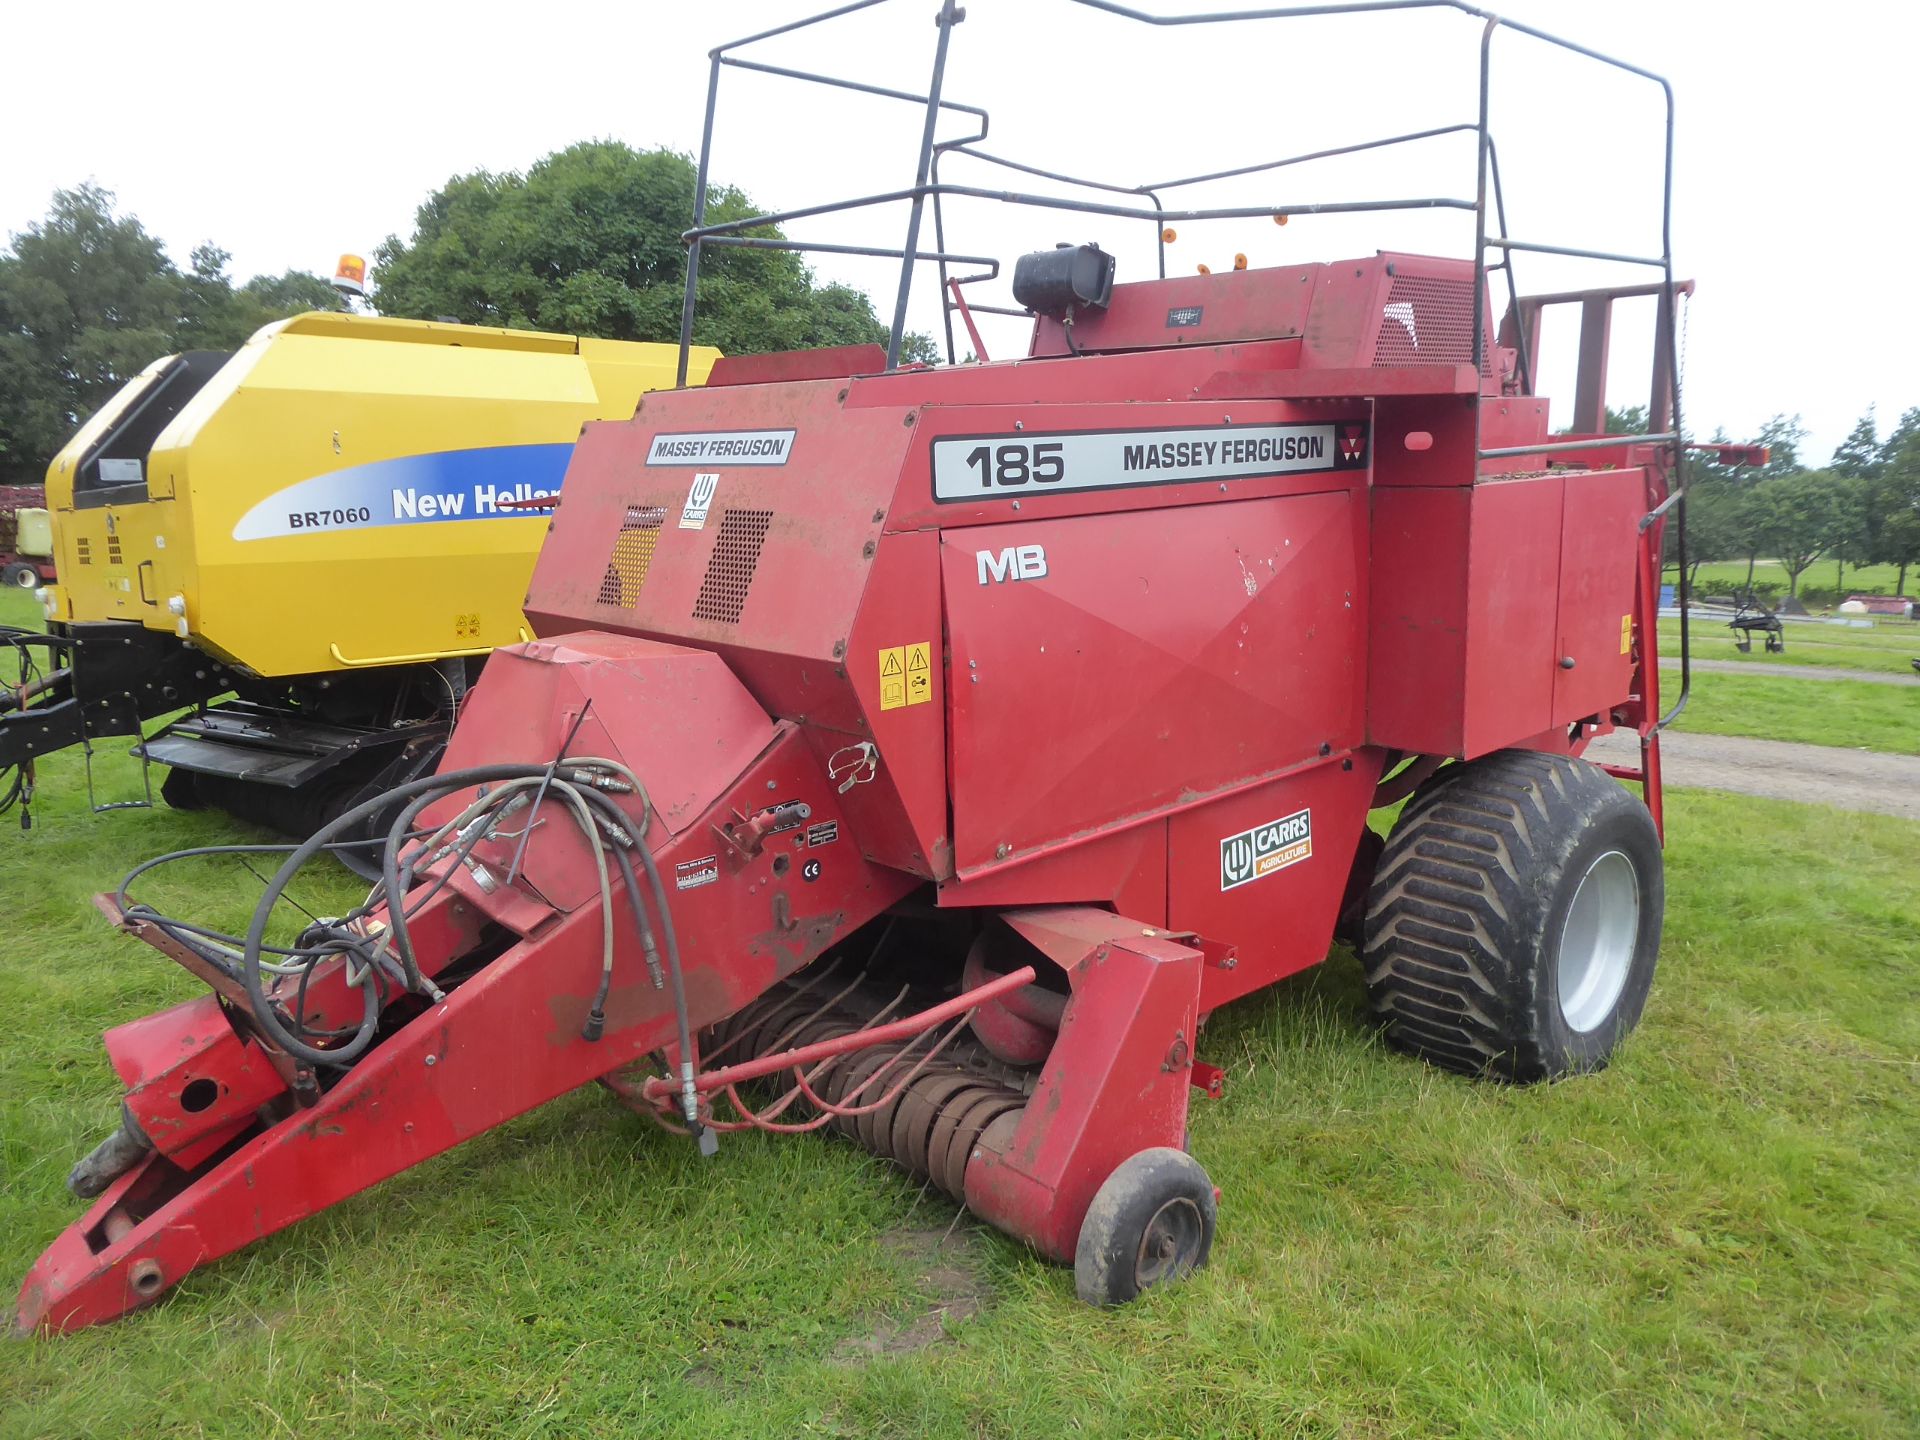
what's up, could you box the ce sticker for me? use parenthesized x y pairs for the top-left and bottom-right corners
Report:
(801, 859), (822, 883)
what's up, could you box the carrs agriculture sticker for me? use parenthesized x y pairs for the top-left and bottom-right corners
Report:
(931, 422), (1366, 502)
(679, 472), (719, 530)
(1219, 809), (1313, 892)
(646, 429), (795, 466)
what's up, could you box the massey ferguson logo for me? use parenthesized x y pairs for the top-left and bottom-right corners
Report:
(1338, 425), (1368, 465)
(1219, 808), (1313, 892)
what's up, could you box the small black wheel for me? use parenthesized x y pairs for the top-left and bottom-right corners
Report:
(1074, 1147), (1216, 1306)
(1362, 749), (1663, 1083)
(3, 561), (40, 590)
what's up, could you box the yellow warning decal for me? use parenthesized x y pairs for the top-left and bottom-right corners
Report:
(1620, 614), (1632, 654)
(879, 646), (906, 711)
(905, 641), (932, 706)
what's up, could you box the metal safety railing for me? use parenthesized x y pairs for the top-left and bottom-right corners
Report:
(672, 0), (1691, 727)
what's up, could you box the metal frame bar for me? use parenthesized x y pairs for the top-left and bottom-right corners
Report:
(672, 0), (1688, 720)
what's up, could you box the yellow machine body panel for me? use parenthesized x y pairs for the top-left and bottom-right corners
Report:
(43, 314), (717, 677)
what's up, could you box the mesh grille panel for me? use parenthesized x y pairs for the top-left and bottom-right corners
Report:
(106, 534), (124, 566)
(597, 505), (667, 607)
(76, 538), (91, 565)
(1372, 274), (1488, 374)
(692, 508), (773, 624)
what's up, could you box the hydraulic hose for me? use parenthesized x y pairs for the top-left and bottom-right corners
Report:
(240, 764), (554, 1065)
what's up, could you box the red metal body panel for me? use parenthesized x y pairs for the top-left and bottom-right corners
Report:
(940, 492), (1363, 875)
(936, 823), (1168, 925)
(1371, 469), (1656, 758)
(1551, 472), (1645, 727)
(107, 999), (286, 1166)
(965, 908), (1203, 1263)
(1464, 479), (1565, 753)
(1168, 754), (1387, 1011)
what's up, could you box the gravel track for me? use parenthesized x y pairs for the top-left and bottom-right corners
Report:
(1585, 730), (1920, 820)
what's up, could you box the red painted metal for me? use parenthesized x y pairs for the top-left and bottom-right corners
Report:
(20, 252), (1671, 1331)
(707, 344), (888, 388)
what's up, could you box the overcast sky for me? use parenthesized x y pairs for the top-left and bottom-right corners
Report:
(7, 0), (1914, 462)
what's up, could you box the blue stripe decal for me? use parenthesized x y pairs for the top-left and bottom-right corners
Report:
(231, 443), (573, 541)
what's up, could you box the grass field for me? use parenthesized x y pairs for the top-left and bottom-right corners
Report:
(1668, 672), (1919, 754)
(1685, 559), (1908, 600)
(2, 734), (1917, 1436)
(1658, 616), (1920, 677)
(5, 600), (1919, 1437)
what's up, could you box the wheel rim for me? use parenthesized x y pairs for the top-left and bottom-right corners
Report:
(1133, 1196), (1205, 1289)
(1556, 849), (1639, 1033)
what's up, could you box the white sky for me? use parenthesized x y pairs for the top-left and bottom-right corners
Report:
(6, 0), (1914, 462)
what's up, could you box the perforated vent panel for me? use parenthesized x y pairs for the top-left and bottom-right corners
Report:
(692, 508), (773, 624)
(106, 534), (124, 566)
(76, 537), (92, 565)
(597, 505), (667, 607)
(1373, 274), (1489, 374)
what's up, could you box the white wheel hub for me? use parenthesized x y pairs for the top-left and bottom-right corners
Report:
(1556, 849), (1639, 1033)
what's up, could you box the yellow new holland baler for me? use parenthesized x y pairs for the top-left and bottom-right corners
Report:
(2, 313), (716, 835)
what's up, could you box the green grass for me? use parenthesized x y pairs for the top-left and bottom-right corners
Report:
(1669, 671), (1920, 754)
(3, 667), (1920, 1434)
(1659, 616), (1920, 677)
(1686, 559), (1908, 599)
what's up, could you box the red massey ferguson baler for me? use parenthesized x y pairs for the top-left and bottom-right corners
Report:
(18, 2), (1698, 1332)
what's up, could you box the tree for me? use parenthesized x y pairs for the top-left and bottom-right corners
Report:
(372, 141), (934, 361)
(1821, 471), (1873, 595)
(0, 184), (184, 484)
(1605, 403), (1648, 435)
(0, 185), (344, 486)
(1831, 407), (1882, 480)
(1751, 413), (1807, 481)
(1754, 470), (1836, 598)
(177, 246), (344, 350)
(1875, 414), (1920, 594)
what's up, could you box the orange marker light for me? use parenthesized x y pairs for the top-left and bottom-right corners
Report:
(1233, 253), (1248, 270)
(1272, 213), (1289, 226)
(1162, 227), (1178, 243)
(1197, 264), (1211, 276)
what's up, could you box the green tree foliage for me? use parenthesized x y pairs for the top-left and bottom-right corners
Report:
(1873, 409), (1920, 594)
(372, 141), (935, 360)
(1752, 413), (1807, 480)
(1605, 403), (1649, 435)
(1830, 407), (1881, 480)
(0, 185), (184, 484)
(1754, 470), (1837, 598)
(0, 185), (342, 486)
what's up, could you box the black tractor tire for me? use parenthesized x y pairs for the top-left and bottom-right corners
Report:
(3, 561), (41, 590)
(1361, 749), (1663, 1083)
(1074, 1147), (1216, 1306)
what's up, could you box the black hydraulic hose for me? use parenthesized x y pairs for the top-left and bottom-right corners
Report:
(378, 784), (475, 999)
(241, 764), (550, 1066)
(579, 787), (702, 1147)
(115, 838), (394, 912)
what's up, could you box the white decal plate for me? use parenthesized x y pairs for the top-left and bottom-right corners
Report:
(679, 472), (719, 530)
(1220, 809), (1313, 892)
(675, 855), (720, 891)
(931, 423), (1367, 502)
(647, 429), (795, 466)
